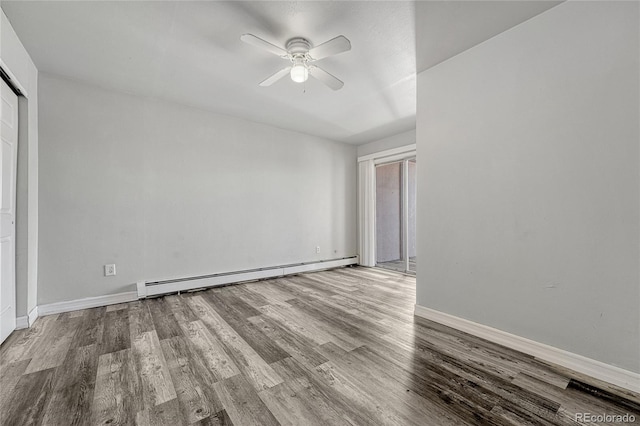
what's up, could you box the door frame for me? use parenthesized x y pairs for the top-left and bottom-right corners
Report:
(373, 156), (416, 274)
(357, 144), (416, 271)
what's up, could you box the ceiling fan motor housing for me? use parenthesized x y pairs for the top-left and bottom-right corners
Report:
(286, 37), (312, 56)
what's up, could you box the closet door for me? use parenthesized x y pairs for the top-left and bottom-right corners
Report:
(0, 78), (19, 344)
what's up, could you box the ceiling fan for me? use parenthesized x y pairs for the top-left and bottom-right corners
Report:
(240, 33), (351, 90)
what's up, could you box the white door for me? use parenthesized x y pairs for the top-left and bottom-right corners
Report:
(0, 79), (18, 344)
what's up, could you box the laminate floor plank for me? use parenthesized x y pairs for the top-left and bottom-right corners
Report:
(283, 298), (367, 351)
(257, 303), (335, 348)
(186, 295), (283, 391)
(315, 344), (474, 426)
(106, 303), (129, 312)
(411, 327), (571, 399)
(512, 373), (634, 420)
(129, 301), (155, 340)
(278, 276), (396, 336)
(355, 334), (534, 422)
(91, 349), (143, 425)
(275, 276), (342, 300)
(1, 368), (56, 426)
(258, 377), (348, 426)
(213, 374), (280, 426)
(24, 314), (81, 374)
(203, 292), (290, 364)
(166, 294), (200, 324)
(390, 329), (564, 411)
(269, 356), (378, 426)
(412, 317), (571, 388)
(0, 358), (30, 409)
(315, 359), (449, 426)
(1, 266), (638, 426)
(228, 285), (270, 308)
(354, 343), (561, 426)
(41, 344), (98, 426)
(160, 336), (224, 423)
(179, 320), (241, 381)
(190, 410), (234, 426)
(99, 308), (131, 356)
(71, 306), (106, 349)
(148, 297), (184, 340)
(132, 330), (178, 407)
(136, 397), (184, 426)
(3, 314), (59, 365)
(0, 326), (27, 360)
(288, 294), (392, 339)
(205, 289), (262, 319)
(248, 315), (329, 369)
(246, 282), (295, 305)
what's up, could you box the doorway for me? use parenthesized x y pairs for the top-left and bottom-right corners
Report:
(375, 158), (416, 274)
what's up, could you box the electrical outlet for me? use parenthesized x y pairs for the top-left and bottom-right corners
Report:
(316, 246), (320, 254)
(104, 264), (116, 276)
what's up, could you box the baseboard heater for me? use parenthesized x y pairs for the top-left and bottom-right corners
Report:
(136, 255), (359, 299)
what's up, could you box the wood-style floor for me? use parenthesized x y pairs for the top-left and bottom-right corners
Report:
(1, 267), (639, 425)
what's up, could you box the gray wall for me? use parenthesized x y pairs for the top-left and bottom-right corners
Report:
(416, 1), (639, 372)
(38, 74), (357, 305)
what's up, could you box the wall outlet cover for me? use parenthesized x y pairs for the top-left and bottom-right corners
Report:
(104, 264), (116, 276)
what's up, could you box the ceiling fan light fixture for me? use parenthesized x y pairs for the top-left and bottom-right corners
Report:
(241, 33), (350, 90)
(290, 60), (308, 83)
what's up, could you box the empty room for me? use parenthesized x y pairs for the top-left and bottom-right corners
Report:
(0, 1), (638, 425)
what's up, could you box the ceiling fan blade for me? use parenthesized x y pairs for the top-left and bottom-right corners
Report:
(308, 35), (351, 61)
(309, 66), (344, 91)
(259, 67), (292, 86)
(241, 34), (288, 57)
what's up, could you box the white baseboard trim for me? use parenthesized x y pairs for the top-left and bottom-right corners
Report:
(38, 291), (138, 316)
(28, 306), (38, 327)
(414, 304), (640, 393)
(139, 256), (359, 298)
(15, 315), (28, 329)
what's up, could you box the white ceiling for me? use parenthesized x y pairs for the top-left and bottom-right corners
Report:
(2, 1), (561, 145)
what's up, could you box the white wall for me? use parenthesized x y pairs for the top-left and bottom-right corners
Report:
(357, 129), (415, 158)
(38, 74), (357, 305)
(417, 1), (639, 373)
(1, 9), (38, 317)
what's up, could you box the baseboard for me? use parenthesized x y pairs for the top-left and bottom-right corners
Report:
(414, 304), (640, 393)
(38, 291), (138, 316)
(139, 256), (359, 298)
(30, 259), (358, 318)
(15, 315), (28, 329)
(28, 306), (38, 326)
(14, 307), (38, 329)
